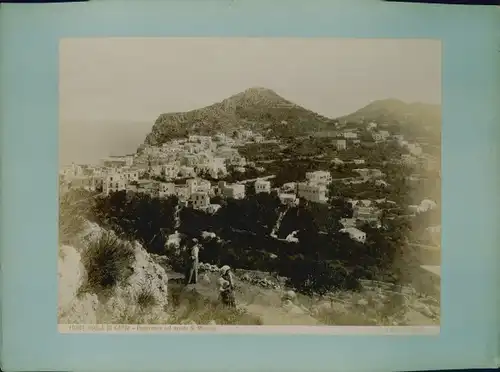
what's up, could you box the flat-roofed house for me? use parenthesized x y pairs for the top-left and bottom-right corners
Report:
(297, 182), (328, 203)
(255, 179), (271, 194)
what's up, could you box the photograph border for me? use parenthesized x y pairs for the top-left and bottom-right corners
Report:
(2, 1), (499, 371)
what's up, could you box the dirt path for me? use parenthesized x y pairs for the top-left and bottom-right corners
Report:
(245, 303), (319, 325)
(168, 271), (320, 325)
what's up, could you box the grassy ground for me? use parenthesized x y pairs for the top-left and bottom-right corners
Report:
(167, 283), (263, 325)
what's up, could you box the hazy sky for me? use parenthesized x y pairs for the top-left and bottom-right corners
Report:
(59, 38), (441, 165)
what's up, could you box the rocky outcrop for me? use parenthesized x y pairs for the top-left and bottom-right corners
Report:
(58, 244), (99, 324)
(58, 222), (170, 324)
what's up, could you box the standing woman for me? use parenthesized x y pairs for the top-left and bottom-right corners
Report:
(218, 265), (236, 307)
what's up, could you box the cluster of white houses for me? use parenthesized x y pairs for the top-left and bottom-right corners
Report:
(59, 132), (254, 193)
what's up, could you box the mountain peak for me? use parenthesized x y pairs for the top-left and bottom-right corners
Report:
(223, 86), (290, 108)
(243, 86), (277, 94)
(144, 86), (333, 145)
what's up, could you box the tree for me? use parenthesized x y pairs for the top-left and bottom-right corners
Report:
(245, 183), (256, 197)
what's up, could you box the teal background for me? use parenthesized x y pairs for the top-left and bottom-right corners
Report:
(1, 1), (499, 371)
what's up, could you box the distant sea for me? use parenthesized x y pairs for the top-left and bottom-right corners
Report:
(59, 120), (152, 166)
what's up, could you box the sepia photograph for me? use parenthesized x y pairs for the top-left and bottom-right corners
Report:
(58, 38), (441, 330)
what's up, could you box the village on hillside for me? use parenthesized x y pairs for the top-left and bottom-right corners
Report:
(60, 122), (440, 243)
(59, 114), (441, 325)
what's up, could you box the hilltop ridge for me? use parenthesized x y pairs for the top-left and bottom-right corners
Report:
(143, 88), (441, 146)
(337, 98), (441, 132)
(143, 87), (335, 145)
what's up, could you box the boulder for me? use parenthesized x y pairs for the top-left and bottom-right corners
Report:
(282, 290), (297, 302)
(201, 274), (211, 284)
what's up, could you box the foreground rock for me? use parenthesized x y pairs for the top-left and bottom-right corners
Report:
(58, 222), (170, 324)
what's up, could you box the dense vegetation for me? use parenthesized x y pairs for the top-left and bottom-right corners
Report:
(85, 175), (413, 296)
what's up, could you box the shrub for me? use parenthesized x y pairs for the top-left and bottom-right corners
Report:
(81, 231), (135, 295)
(135, 285), (157, 309)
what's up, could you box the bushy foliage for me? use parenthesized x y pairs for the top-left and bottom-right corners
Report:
(135, 285), (158, 309)
(92, 177), (410, 296)
(93, 191), (178, 254)
(80, 231), (135, 294)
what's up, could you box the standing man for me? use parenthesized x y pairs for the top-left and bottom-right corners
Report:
(185, 238), (201, 285)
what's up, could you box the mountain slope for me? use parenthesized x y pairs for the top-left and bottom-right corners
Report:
(337, 99), (441, 140)
(144, 87), (335, 145)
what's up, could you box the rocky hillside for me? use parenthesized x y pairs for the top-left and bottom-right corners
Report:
(144, 87), (336, 145)
(58, 222), (171, 324)
(58, 221), (439, 326)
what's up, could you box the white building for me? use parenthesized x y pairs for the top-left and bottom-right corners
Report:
(367, 122), (378, 131)
(253, 134), (265, 143)
(281, 182), (296, 193)
(254, 179), (271, 194)
(190, 191), (211, 209)
(179, 166), (196, 178)
(216, 146), (239, 160)
(196, 179), (212, 194)
(278, 193), (299, 206)
(103, 173), (126, 195)
(353, 159), (365, 165)
(305, 170), (332, 185)
(214, 133), (227, 144)
(353, 205), (381, 223)
(407, 143), (423, 156)
(222, 183), (245, 199)
(401, 154), (418, 166)
(184, 178), (212, 195)
(353, 168), (369, 178)
(180, 154), (199, 167)
(122, 169), (140, 183)
(419, 199), (437, 213)
(175, 185), (190, 201)
(150, 165), (163, 177)
(340, 227), (367, 244)
(340, 218), (357, 228)
(207, 204), (222, 214)
(67, 176), (98, 192)
(332, 158), (344, 167)
(297, 182), (328, 203)
(336, 139), (347, 151)
(162, 162), (181, 179)
(379, 130), (390, 140)
(393, 134), (404, 141)
(60, 163), (84, 178)
(240, 130), (254, 140)
(343, 131), (358, 139)
(159, 182), (176, 198)
(279, 193), (299, 206)
(230, 155), (247, 167)
(102, 155), (133, 168)
(369, 169), (384, 178)
(189, 135), (213, 146)
(186, 178), (198, 195)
